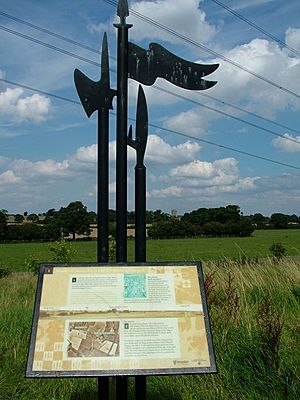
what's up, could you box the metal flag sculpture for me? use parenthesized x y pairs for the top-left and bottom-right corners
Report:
(128, 42), (219, 90)
(74, 33), (116, 263)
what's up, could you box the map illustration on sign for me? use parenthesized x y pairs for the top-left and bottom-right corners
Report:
(124, 274), (147, 298)
(26, 263), (216, 377)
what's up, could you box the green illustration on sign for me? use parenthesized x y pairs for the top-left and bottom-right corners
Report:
(124, 274), (147, 298)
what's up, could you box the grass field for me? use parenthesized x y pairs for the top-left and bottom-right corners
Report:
(0, 259), (299, 399)
(0, 230), (299, 399)
(1, 229), (300, 272)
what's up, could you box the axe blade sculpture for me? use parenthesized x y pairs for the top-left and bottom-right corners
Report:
(74, 32), (117, 262)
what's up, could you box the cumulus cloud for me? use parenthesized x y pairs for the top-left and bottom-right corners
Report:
(9, 159), (69, 179)
(272, 134), (300, 153)
(210, 38), (300, 116)
(148, 157), (257, 200)
(163, 107), (210, 137)
(75, 144), (97, 163)
(285, 27), (300, 52)
(146, 135), (201, 164)
(0, 170), (21, 184)
(0, 88), (51, 123)
(160, 37), (300, 133)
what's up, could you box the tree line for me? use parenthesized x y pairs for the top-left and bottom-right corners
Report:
(1, 203), (299, 242)
(0, 202), (92, 242)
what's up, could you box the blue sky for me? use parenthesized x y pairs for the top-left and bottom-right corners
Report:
(0, 0), (300, 216)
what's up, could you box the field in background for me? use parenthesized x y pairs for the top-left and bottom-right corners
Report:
(1, 229), (300, 272)
(0, 259), (299, 399)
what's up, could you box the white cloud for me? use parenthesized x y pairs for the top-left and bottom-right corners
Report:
(146, 135), (201, 164)
(272, 133), (300, 153)
(9, 159), (69, 179)
(149, 185), (183, 198)
(210, 38), (300, 116)
(0, 170), (21, 184)
(148, 157), (257, 202)
(127, 0), (217, 45)
(285, 27), (300, 52)
(0, 88), (51, 123)
(163, 107), (210, 137)
(75, 144), (97, 163)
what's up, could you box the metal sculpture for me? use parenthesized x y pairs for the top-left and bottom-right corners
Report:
(74, 1), (219, 398)
(74, 33), (116, 263)
(128, 85), (148, 262)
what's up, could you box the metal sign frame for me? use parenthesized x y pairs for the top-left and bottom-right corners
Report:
(26, 262), (216, 378)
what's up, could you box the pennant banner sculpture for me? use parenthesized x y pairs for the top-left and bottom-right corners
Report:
(74, 1), (219, 399)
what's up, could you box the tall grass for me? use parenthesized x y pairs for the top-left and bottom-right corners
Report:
(1, 258), (299, 399)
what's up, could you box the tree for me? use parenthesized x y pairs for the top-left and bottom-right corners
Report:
(58, 201), (91, 240)
(270, 213), (288, 229)
(27, 213), (39, 223)
(0, 211), (7, 241)
(14, 214), (24, 224)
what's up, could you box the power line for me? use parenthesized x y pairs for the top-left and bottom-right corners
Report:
(102, 0), (300, 101)
(152, 86), (300, 145)
(1, 77), (300, 172)
(0, 77), (81, 105)
(149, 122), (300, 172)
(0, 25), (103, 68)
(1, 9), (299, 135)
(210, 0), (300, 58)
(1, 21), (299, 144)
(0, 10), (105, 56)
(197, 91), (300, 136)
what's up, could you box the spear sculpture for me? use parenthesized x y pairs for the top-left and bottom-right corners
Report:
(74, 33), (116, 264)
(114, 0), (132, 263)
(127, 85), (148, 263)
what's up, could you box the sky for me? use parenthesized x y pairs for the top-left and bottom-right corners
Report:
(0, 0), (300, 216)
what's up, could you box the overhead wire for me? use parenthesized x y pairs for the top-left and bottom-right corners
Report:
(0, 25), (104, 68)
(0, 10), (103, 56)
(151, 86), (300, 145)
(1, 77), (300, 172)
(1, 22), (300, 145)
(210, 0), (300, 58)
(102, 0), (300, 101)
(1, 11), (300, 137)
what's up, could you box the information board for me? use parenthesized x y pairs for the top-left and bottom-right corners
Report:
(26, 263), (216, 377)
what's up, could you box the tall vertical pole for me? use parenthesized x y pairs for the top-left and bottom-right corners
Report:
(97, 109), (110, 400)
(114, 2), (132, 398)
(114, 1), (132, 264)
(98, 107), (109, 262)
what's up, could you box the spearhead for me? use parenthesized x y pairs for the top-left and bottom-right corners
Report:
(128, 85), (148, 167)
(117, 0), (129, 19)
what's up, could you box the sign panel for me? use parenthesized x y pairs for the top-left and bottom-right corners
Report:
(26, 263), (216, 377)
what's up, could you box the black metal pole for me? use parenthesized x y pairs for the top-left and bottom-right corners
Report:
(114, 2), (132, 398)
(97, 108), (110, 400)
(114, 15), (132, 264)
(134, 87), (148, 399)
(98, 108), (109, 262)
(135, 168), (146, 261)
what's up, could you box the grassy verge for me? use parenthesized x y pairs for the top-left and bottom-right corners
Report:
(1, 259), (299, 399)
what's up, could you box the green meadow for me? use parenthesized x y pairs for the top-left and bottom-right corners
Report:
(0, 230), (300, 399)
(1, 229), (300, 272)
